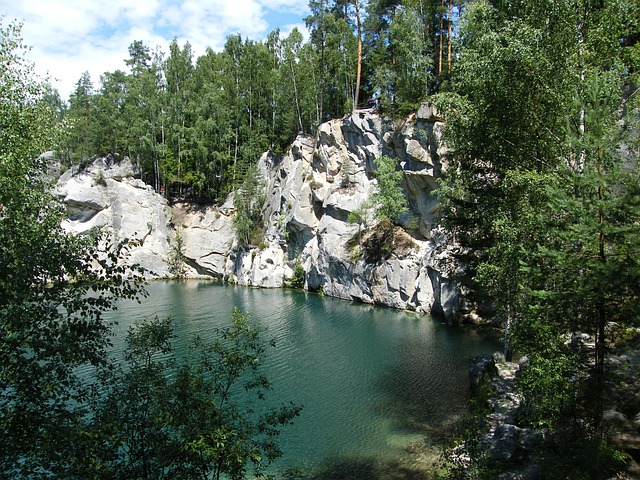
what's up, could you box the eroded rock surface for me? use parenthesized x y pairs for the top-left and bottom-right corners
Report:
(55, 104), (473, 321)
(55, 157), (172, 277)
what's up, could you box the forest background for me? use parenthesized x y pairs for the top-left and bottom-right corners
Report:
(43, 0), (459, 201)
(2, 0), (640, 478)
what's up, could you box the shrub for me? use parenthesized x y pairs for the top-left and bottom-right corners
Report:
(94, 169), (107, 187)
(285, 262), (305, 289)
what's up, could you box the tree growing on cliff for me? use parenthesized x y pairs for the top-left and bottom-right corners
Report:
(0, 20), (143, 477)
(372, 155), (408, 224)
(349, 155), (411, 264)
(233, 165), (266, 248)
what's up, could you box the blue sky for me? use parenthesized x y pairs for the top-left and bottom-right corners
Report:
(1, 0), (310, 100)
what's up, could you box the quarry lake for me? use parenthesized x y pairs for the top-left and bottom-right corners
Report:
(104, 280), (499, 477)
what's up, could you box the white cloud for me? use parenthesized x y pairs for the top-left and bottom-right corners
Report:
(1, 0), (309, 101)
(117, 0), (162, 21)
(279, 22), (310, 43)
(261, 0), (309, 14)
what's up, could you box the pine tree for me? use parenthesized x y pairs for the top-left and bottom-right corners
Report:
(435, 0), (640, 450)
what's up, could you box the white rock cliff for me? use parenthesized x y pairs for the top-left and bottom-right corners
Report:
(55, 157), (172, 277)
(55, 104), (466, 322)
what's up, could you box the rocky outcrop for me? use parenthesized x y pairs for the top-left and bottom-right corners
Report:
(462, 335), (640, 479)
(55, 103), (471, 321)
(464, 354), (541, 480)
(247, 105), (464, 319)
(55, 157), (172, 277)
(170, 201), (235, 278)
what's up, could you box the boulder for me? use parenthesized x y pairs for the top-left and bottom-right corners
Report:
(416, 102), (442, 122)
(488, 424), (529, 464)
(233, 246), (289, 288)
(469, 355), (498, 393)
(463, 353), (542, 480)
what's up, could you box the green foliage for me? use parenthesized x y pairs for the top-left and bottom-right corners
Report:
(168, 227), (186, 277)
(515, 319), (582, 428)
(0, 20), (144, 477)
(371, 155), (408, 224)
(93, 168), (107, 186)
(305, 1), (360, 118)
(51, 0), (461, 200)
(99, 311), (301, 480)
(346, 200), (373, 260)
(346, 202), (371, 227)
(96, 317), (175, 479)
(346, 155), (412, 265)
(67, 71), (95, 162)
(285, 261), (306, 289)
(534, 433), (627, 480)
(233, 165), (266, 248)
(435, 0), (640, 475)
(366, 3), (434, 113)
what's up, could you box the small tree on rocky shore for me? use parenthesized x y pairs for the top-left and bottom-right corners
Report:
(168, 227), (187, 276)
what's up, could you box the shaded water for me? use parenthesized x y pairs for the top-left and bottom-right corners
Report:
(105, 280), (499, 477)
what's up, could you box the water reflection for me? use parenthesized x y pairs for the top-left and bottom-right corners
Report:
(283, 455), (435, 480)
(103, 280), (499, 477)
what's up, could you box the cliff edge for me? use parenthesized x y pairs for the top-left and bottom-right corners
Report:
(56, 104), (472, 322)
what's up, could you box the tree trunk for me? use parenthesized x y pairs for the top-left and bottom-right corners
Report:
(504, 305), (513, 361)
(319, 0), (325, 122)
(353, 0), (363, 110)
(439, 0), (444, 78)
(594, 160), (606, 432)
(270, 49), (277, 149)
(288, 57), (304, 133)
(447, 0), (453, 75)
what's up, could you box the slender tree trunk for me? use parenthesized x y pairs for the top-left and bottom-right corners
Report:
(504, 305), (513, 361)
(576, 2), (587, 173)
(594, 158), (606, 433)
(288, 58), (304, 133)
(249, 85), (253, 138)
(271, 81), (277, 148)
(439, 0), (444, 78)
(344, 48), (351, 110)
(270, 48), (278, 149)
(319, 0), (325, 122)
(311, 65), (321, 128)
(233, 126), (239, 186)
(353, 0), (363, 110)
(178, 117), (184, 195)
(248, 59), (253, 140)
(447, 0), (453, 75)
(153, 129), (159, 192)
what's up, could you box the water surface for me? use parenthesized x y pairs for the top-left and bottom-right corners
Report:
(106, 280), (499, 477)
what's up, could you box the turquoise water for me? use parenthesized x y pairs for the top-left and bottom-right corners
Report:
(105, 280), (499, 476)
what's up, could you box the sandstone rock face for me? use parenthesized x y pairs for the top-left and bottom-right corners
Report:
(56, 103), (471, 321)
(171, 203), (235, 278)
(55, 157), (172, 277)
(235, 104), (462, 320)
